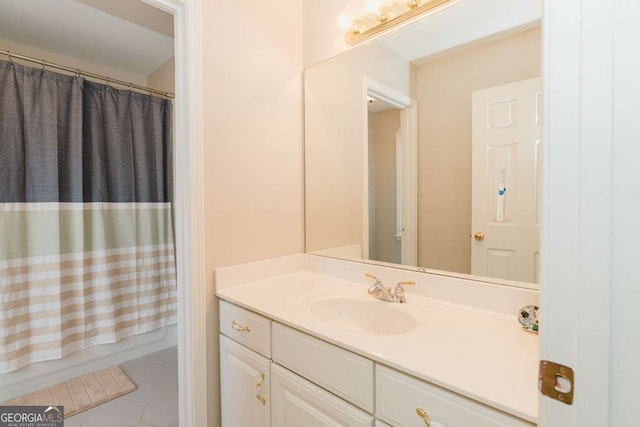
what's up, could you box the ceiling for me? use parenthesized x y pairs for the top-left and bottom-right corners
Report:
(0, 0), (174, 76)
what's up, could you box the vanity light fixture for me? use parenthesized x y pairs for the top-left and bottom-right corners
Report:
(345, 0), (457, 45)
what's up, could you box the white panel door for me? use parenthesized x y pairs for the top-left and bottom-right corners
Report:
(471, 77), (542, 283)
(271, 363), (374, 427)
(220, 335), (270, 427)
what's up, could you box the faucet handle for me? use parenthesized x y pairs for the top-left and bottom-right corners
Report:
(365, 273), (385, 297)
(365, 273), (382, 283)
(393, 281), (415, 303)
(397, 281), (415, 287)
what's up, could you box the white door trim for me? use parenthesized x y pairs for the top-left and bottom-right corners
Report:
(142, 1), (207, 426)
(540, 0), (612, 425)
(400, 100), (418, 266)
(362, 77), (417, 264)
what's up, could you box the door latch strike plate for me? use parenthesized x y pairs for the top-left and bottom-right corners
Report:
(539, 360), (574, 405)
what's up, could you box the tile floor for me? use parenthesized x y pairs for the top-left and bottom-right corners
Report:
(64, 346), (179, 427)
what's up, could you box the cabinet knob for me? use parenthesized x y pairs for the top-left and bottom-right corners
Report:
(416, 407), (431, 426)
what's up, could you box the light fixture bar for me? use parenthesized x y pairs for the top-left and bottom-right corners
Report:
(345, 0), (455, 46)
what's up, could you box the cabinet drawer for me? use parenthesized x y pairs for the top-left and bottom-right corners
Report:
(271, 363), (374, 427)
(220, 300), (271, 357)
(376, 365), (535, 427)
(272, 322), (374, 412)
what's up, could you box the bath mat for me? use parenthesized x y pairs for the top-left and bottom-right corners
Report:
(3, 366), (137, 418)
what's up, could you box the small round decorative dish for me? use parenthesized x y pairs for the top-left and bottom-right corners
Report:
(518, 305), (539, 334)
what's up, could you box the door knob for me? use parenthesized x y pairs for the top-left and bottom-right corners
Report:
(474, 232), (485, 241)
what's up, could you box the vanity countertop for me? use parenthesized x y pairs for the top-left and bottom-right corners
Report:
(216, 270), (538, 423)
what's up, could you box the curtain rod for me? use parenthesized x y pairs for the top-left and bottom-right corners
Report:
(0, 48), (174, 99)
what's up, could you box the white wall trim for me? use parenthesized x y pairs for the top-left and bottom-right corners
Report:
(365, 78), (412, 109)
(539, 0), (612, 425)
(400, 100), (418, 266)
(142, 0), (207, 426)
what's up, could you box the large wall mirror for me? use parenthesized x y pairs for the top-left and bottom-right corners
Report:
(305, 0), (542, 289)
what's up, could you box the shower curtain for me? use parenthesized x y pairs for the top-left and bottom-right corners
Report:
(0, 61), (177, 373)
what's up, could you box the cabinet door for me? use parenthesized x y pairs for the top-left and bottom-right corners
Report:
(220, 335), (270, 427)
(271, 363), (374, 427)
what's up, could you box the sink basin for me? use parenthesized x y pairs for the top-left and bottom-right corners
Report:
(309, 298), (418, 335)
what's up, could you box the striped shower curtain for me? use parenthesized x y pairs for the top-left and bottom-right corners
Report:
(0, 61), (177, 373)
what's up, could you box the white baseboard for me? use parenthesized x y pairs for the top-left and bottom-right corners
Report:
(0, 324), (177, 402)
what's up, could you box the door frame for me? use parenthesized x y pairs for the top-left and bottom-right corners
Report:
(362, 77), (418, 266)
(142, 1), (207, 426)
(540, 0), (613, 425)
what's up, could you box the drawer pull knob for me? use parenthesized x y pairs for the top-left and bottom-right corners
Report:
(416, 407), (431, 426)
(255, 371), (266, 405)
(231, 320), (251, 333)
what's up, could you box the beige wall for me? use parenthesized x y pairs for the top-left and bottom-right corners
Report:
(416, 27), (541, 273)
(368, 109), (401, 264)
(0, 38), (148, 85)
(147, 56), (175, 94)
(305, 43), (410, 254)
(302, 0), (368, 67)
(202, 1), (304, 426)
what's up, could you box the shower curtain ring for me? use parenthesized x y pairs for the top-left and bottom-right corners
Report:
(129, 82), (133, 94)
(75, 69), (80, 79)
(6, 51), (14, 66)
(41, 60), (46, 72)
(105, 77), (110, 89)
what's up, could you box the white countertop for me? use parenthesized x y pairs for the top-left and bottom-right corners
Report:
(217, 270), (538, 423)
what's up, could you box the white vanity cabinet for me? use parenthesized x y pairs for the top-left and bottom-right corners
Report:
(219, 300), (536, 427)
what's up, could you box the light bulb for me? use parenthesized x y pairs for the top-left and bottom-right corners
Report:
(376, 10), (390, 22)
(366, 0), (385, 13)
(338, 15), (351, 31)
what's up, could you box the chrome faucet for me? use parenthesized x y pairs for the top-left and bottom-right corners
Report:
(392, 281), (416, 303)
(365, 273), (415, 303)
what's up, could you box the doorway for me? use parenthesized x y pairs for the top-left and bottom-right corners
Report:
(363, 78), (418, 267)
(0, 0), (205, 425)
